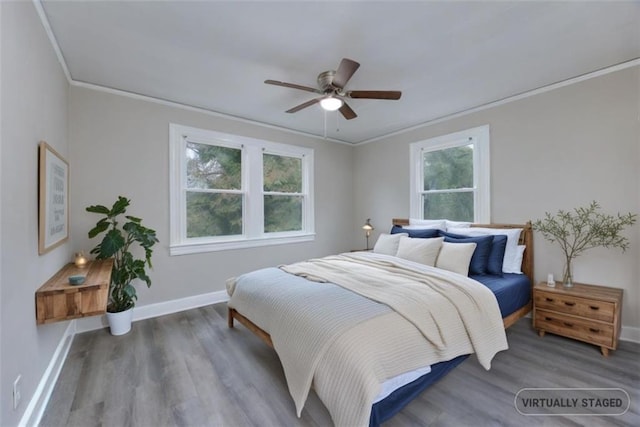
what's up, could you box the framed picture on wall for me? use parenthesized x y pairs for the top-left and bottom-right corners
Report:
(38, 141), (69, 254)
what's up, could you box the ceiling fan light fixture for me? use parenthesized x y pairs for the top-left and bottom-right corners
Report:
(319, 96), (343, 111)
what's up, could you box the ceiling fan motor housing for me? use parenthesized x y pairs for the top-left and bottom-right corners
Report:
(317, 70), (337, 93)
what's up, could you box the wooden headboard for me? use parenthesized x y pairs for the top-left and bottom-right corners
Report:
(391, 219), (534, 284)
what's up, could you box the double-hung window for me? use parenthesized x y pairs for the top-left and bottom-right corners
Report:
(409, 125), (490, 222)
(170, 124), (314, 255)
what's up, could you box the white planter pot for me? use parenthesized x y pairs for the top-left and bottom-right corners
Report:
(106, 307), (134, 336)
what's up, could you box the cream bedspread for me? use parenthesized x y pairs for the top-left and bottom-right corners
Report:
(227, 252), (508, 426)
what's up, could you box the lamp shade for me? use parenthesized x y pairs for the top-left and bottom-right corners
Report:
(362, 218), (374, 231)
(320, 96), (343, 111)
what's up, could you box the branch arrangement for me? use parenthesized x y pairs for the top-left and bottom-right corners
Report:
(533, 201), (636, 285)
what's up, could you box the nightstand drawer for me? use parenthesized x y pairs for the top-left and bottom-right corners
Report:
(535, 309), (614, 347)
(534, 290), (615, 322)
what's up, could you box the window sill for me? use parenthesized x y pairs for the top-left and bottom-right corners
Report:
(170, 233), (316, 256)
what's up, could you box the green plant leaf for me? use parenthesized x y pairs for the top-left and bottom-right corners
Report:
(100, 229), (126, 258)
(124, 284), (137, 300)
(86, 204), (110, 214)
(110, 196), (130, 217)
(125, 215), (142, 223)
(88, 220), (110, 239)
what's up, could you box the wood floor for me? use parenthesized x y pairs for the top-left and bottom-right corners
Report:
(40, 304), (639, 427)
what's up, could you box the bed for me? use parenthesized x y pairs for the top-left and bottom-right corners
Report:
(227, 220), (533, 426)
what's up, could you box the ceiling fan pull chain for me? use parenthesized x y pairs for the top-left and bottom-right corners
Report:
(336, 111), (340, 133)
(323, 110), (327, 139)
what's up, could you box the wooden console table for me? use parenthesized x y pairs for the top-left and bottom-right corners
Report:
(36, 259), (113, 324)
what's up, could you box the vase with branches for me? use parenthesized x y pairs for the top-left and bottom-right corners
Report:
(533, 201), (636, 287)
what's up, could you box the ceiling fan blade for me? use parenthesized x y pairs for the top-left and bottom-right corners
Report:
(286, 98), (320, 113)
(347, 90), (402, 100)
(265, 80), (321, 94)
(339, 102), (357, 120)
(332, 58), (360, 89)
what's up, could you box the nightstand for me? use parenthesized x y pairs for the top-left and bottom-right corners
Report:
(533, 282), (622, 356)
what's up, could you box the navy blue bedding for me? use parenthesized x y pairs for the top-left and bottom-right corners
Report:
(370, 355), (469, 426)
(472, 273), (531, 318)
(369, 273), (531, 426)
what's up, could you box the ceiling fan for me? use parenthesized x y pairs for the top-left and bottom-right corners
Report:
(265, 58), (401, 120)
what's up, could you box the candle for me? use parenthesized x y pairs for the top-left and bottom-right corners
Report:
(547, 273), (555, 287)
(74, 252), (88, 268)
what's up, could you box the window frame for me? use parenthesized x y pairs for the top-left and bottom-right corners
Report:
(409, 125), (490, 223)
(170, 124), (314, 255)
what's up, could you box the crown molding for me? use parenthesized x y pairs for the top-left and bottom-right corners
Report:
(34, 1), (638, 147)
(354, 58), (640, 146)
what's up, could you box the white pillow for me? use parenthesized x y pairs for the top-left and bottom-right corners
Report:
(436, 242), (477, 276)
(402, 224), (440, 230)
(511, 245), (526, 274)
(408, 218), (447, 230)
(408, 218), (470, 231)
(445, 220), (472, 230)
(447, 227), (523, 274)
(373, 233), (408, 256)
(395, 236), (443, 266)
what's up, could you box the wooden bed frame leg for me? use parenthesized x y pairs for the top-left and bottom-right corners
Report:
(228, 307), (234, 328)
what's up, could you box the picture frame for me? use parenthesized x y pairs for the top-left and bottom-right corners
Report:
(38, 141), (69, 254)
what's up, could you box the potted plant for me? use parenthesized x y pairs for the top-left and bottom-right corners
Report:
(533, 201), (636, 287)
(86, 196), (159, 335)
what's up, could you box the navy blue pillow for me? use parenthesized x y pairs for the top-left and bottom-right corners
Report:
(438, 230), (493, 275)
(486, 235), (507, 276)
(390, 225), (440, 239)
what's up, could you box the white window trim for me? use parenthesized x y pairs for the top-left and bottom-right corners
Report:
(409, 125), (490, 223)
(169, 124), (314, 255)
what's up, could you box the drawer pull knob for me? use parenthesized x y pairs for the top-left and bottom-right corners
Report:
(544, 317), (553, 321)
(589, 328), (600, 333)
(564, 302), (576, 307)
(545, 298), (554, 302)
(590, 306), (600, 310)
(563, 322), (574, 327)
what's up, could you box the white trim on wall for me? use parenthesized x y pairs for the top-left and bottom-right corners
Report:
(17, 321), (75, 427)
(33, 1), (639, 147)
(169, 124), (315, 255)
(409, 125), (490, 223)
(32, 0), (72, 82)
(24, 298), (638, 427)
(621, 326), (640, 344)
(22, 290), (229, 426)
(355, 58), (640, 146)
(75, 289), (230, 333)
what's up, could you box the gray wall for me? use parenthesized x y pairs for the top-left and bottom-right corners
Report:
(353, 66), (640, 329)
(68, 87), (354, 306)
(0, 2), (70, 425)
(1, 4), (638, 424)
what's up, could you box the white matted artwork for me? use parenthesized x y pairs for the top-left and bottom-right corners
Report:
(38, 141), (69, 254)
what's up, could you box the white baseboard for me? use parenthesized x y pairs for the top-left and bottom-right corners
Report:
(19, 321), (76, 427)
(75, 290), (229, 333)
(621, 326), (640, 343)
(25, 290), (230, 425)
(23, 290), (638, 427)
(133, 290), (229, 322)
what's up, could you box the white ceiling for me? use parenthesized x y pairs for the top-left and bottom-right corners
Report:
(39, 1), (640, 144)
